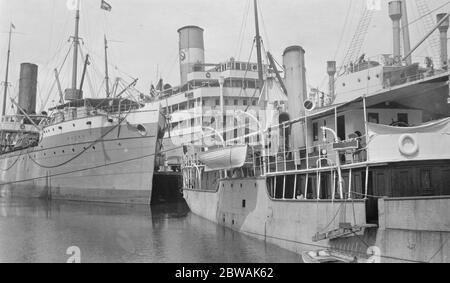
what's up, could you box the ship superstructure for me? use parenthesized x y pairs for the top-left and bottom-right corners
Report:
(182, 1), (450, 263)
(152, 9), (287, 171)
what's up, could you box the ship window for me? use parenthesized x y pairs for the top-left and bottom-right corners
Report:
(242, 199), (246, 208)
(337, 116), (346, 141)
(202, 99), (206, 106)
(368, 113), (379, 124)
(232, 80), (242, 88)
(72, 148), (75, 152)
(342, 83), (346, 87)
(236, 63), (241, 70)
(243, 100), (248, 106)
(420, 169), (432, 196)
(215, 99), (220, 106)
(313, 122), (319, 141)
(245, 118), (250, 144)
(247, 80), (256, 89)
(252, 99), (257, 106)
(234, 99), (238, 106)
(225, 99), (229, 106)
(397, 113), (408, 124)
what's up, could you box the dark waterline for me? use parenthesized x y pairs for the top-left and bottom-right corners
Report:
(0, 197), (300, 263)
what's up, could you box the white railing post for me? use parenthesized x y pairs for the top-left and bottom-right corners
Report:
(304, 173), (309, 199)
(317, 172), (321, 200)
(348, 168), (352, 200)
(293, 174), (297, 200)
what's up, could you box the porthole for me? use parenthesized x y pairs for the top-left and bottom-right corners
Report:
(342, 83), (346, 87)
(357, 78), (361, 83)
(62, 150), (65, 153)
(367, 76), (371, 80)
(72, 148), (75, 152)
(92, 146), (96, 150)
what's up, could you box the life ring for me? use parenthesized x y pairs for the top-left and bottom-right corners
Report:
(398, 134), (419, 156)
(179, 51), (186, 61)
(205, 72), (211, 79)
(20, 124), (25, 130)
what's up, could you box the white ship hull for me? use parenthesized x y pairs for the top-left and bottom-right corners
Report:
(0, 107), (165, 204)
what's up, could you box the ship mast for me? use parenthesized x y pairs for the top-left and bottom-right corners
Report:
(2, 24), (13, 116)
(63, 0), (83, 101)
(72, 1), (81, 91)
(104, 35), (110, 97)
(253, 0), (264, 90)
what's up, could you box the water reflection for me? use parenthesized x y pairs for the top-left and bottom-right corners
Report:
(0, 198), (300, 263)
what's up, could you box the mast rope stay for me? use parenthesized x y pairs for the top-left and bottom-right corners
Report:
(40, 44), (73, 112)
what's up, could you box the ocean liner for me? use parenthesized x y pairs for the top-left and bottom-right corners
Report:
(182, 0), (450, 263)
(149, 9), (286, 173)
(0, 1), (166, 204)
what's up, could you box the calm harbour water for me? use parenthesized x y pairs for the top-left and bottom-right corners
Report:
(0, 197), (300, 263)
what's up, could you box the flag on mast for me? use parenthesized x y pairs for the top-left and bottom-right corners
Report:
(100, 0), (112, 12)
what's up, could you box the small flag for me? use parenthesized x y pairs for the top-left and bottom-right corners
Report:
(11, 23), (15, 29)
(101, 0), (112, 12)
(150, 84), (157, 97)
(156, 79), (163, 91)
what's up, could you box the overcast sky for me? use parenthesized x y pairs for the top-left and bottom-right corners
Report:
(0, 0), (448, 113)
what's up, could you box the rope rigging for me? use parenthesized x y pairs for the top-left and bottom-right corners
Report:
(40, 44), (73, 112)
(0, 149), (23, 171)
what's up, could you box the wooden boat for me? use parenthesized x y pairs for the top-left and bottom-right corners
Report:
(301, 250), (361, 263)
